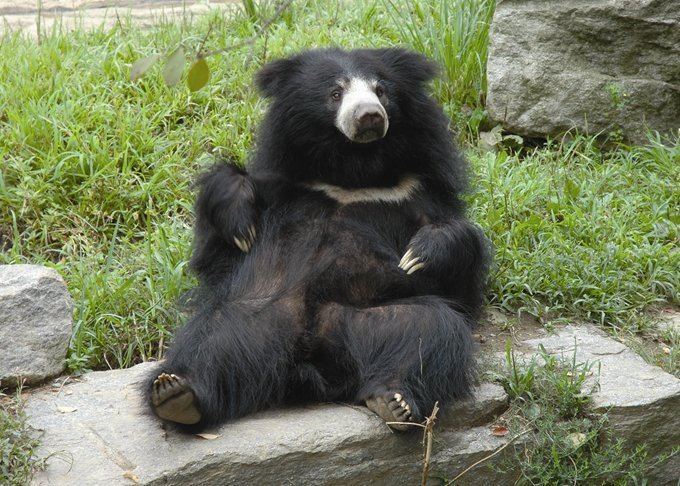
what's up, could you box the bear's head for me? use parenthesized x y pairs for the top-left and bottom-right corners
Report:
(256, 48), (438, 144)
(253, 48), (449, 187)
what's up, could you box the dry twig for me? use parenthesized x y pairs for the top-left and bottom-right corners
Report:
(445, 428), (530, 485)
(421, 401), (440, 486)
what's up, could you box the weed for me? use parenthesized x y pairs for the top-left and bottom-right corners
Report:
(0, 390), (43, 485)
(488, 343), (676, 485)
(656, 327), (680, 377)
(627, 322), (680, 378)
(605, 82), (628, 111)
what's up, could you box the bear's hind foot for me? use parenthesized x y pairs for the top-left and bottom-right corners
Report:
(365, 392), (414, 432)
(151, 373), (201, 425)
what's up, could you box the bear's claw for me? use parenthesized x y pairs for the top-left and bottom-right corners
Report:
(366, 391), (414, 432)
(398, 248), (425, 274)
(233, 224), (257, 253)
(151, 373), (202, 425)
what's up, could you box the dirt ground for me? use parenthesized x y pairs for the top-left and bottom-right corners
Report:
(0, 0), (238, 35)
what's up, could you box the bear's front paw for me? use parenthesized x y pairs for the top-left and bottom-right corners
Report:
(398, 248), (426, 274)
(399, 225), (455, 275)
(232, 224), (257, 253)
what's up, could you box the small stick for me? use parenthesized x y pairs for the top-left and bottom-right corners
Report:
(421, 401), (439, 486)
(157, 333), (165, 361)
(445, 428), (529, 485)
(196, 22), (214, 58)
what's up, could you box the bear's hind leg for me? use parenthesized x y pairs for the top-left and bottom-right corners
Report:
(317, 296), (476, 431)
(147, 295), (301, 431)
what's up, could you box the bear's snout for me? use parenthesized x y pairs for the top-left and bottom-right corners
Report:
(335, 77), (389, 143)
(353, 105), (387, 143)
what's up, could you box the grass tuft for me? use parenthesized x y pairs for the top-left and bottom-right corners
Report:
(0, 391), (42, 485)
(488, 344), (676, 484)
(383, 0), (496, 134)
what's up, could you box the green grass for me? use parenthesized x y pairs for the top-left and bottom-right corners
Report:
(0, 392), (42, 485)
(0, 0), (678, 375)
(655, 326), (680, 377)
(627, 322), (680, 378)
(383, 0), (496, 133)
(471, 135), (679, 330)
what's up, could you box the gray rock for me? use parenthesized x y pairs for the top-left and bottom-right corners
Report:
(25, 363), (511, 485)
(523, 325), (680, 483)
(441, 382), (509, 429)
(0, 265), (73, 386)
(486, 0), (680, 144)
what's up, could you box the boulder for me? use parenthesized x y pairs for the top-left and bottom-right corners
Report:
(523, 325), (680, 483)
(24, 363), (511, 485)
(0, 265), (73, 386)
(486, 0), (680, 144)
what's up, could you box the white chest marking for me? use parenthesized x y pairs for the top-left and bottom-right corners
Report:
(305, 176), (421, 205)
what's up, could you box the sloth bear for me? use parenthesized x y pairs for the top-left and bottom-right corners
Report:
(148, 47), (490, 432)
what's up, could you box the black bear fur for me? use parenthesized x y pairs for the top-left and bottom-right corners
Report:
(147, 47), (491, 432)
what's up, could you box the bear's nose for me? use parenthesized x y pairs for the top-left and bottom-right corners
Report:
(355, 106), (385, 133)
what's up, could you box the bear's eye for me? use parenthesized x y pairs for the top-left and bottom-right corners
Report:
(375, 85), (385, 98)
(331, 90), (342, 101)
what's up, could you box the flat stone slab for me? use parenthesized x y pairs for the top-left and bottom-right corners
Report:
(26, 323), (678, 484)
(0, 264), (73, 386)
(523, 325), (680, 482)
(25, 363), (511, 485)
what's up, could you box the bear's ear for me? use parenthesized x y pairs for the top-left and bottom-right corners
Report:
(374, 48), (438, 86)
(255, 57), (300, 98)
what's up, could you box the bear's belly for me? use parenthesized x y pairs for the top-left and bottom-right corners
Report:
(264, 195), (441, 306)
(305, 206), (422, 306)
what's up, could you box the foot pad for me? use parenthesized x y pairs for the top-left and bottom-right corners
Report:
(365, 392), (413, 432)
(151, 373), (201, 425)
